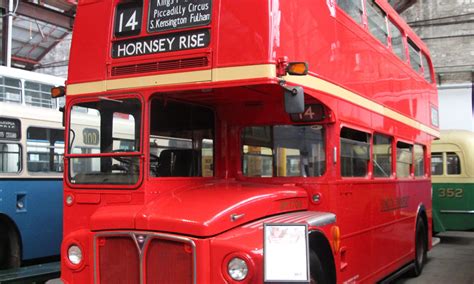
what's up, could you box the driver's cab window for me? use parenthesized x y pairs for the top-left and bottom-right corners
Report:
(112, 112), (136, 151)
(149, 99), (214, 177)
(68, 97), (141, 185)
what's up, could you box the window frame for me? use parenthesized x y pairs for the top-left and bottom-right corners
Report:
(413, 144), (426, 178)
(446, 152), (462, 176)
(430, 152), (444, 176)
(396, 141), (413, 179)
(407, 38), (422, 74)
(148, 98), (216, 179)
(65, 94), (144, 189)
(388, 18), (407, 62)
(340, 127), (371, 178)
(366, 0), (389, 46)
(240, 124), (327, 179)
(372, 133), (393, 178)
(26, 126), (65, 175)
(421, 52), (434, 83)
(0, 142), (22, 174)
(336, 0), (365, 25)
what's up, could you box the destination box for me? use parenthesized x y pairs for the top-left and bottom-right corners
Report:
(112, 29), (210, 58)
(148, 0), (212, 33)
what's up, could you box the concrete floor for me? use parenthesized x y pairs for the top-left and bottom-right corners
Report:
(396, 231), (474, 284)
(47, 231), (474, 284)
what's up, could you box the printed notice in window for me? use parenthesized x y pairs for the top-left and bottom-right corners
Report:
(264, 224), (309, 283)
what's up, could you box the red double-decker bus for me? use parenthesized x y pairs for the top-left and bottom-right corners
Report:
(58, 0), (439, 283)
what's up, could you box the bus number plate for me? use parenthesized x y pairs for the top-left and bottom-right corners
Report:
(148, 0), (212, 33)
(290, 104), (325, 122)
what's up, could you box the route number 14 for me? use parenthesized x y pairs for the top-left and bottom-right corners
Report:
(114, 4), (142, 37)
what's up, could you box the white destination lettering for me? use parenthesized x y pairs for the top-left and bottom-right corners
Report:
(179, 33), (206, 49)
(116, 37), (176, 57)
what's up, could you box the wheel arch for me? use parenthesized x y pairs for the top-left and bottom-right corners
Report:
(309, 230), (337, 283)
(0, 213), (23, 262)
(416, 204), (429, 245)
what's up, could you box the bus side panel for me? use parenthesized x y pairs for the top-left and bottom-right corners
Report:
(433, 182), (474, 232)
(0, 179), (63, 260)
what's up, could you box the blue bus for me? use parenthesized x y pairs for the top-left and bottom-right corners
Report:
(0, 66), (65, 269)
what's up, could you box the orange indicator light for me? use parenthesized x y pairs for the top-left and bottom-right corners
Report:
(331, 225), (341, 253)
(51, 86), (66, 98)
(286, 62), (309, 75)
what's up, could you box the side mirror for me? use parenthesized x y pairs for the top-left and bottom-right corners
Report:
(283, 85), (305, 114)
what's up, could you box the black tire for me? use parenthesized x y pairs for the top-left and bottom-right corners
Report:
(0, 225), (20, 269)
(0, 228), (7, 268)
(310, 250), (328, 284)
(410, 217), (427, 277)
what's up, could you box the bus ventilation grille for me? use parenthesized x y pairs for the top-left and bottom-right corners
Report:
(111, 57), (209, 76)
(96, 233), (194, 284)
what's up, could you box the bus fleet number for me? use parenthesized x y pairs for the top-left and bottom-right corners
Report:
(438, 188), (463, 198)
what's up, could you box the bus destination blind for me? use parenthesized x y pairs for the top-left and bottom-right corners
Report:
(148, 0), (212, 33)
(112, 29), (210, 58)
(0, 118), (20, 140)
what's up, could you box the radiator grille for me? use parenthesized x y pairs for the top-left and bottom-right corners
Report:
(95, 232), (196, 284)
(98, 236), (140, 284)
(145, 239), (193, 284)
(111, 57), (209, 76)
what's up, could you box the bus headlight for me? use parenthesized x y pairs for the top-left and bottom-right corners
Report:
(227, 257), (248, 281)
(67, 244), (83, 265)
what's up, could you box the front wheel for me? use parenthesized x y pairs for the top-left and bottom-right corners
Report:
(410, 217), (427, 277)
(310, 250), (327, 284)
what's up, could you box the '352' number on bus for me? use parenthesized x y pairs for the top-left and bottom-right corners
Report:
(438, 188), (463, 198)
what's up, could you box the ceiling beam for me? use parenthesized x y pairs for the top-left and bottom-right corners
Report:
(0, 1), (74, 30)
(388, 0), (418, 13)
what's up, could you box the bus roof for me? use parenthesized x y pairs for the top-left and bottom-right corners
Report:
(432, 130), (474, 178)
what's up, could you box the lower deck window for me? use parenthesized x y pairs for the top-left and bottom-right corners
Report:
(27, 127), (64, 173)
(242, 125), (325, 177)
(396, 142), (413, 178)
(149, 99), (214, 177)
(340, 128), (370, 177)
(431, 152), (443, 175)
(0, 143), (21, 173)
(447, 152), (461, 175)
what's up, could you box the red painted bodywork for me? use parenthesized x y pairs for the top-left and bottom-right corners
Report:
(62, 0), (438, 283)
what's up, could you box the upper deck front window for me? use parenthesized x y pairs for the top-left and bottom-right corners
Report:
(68, 97), (142, 185)
(241, 125), (326, 178)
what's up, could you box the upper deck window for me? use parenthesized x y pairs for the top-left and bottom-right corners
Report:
(421, 53), (433, 83)
(340, 128), (369, 177)
(149, 99), (214, 178)
(337, 0), (364, 24)
(367, 0), (388, 45)
(408, 39), (422, 73)
(68, 97), (142, 185)
(389, 20), (406, 61)
(25, 81), (56, 109)
(242, 125), (325, 178)
(0, 76), (21, 104)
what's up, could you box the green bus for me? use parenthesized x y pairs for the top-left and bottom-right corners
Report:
(431, 130), (474, 233)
